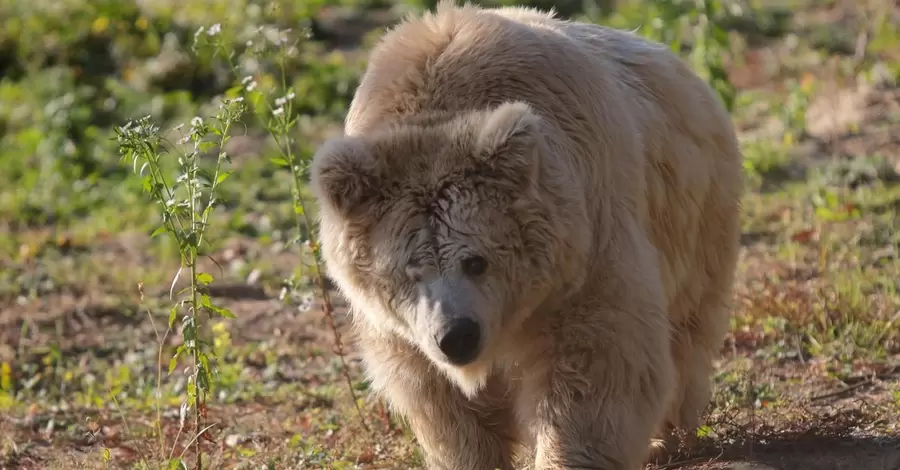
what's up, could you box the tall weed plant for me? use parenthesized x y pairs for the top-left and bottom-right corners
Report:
(115, 21), (366, 470)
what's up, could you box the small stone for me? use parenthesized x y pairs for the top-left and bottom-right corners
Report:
(246, 268), (262, 285)
(225, 434), (245, 447)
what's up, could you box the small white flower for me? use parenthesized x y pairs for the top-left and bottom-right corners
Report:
(263, 26), (292, 46)
(275, 28), (292, 46)
(275, 91), (296, 107)
(241, 75), (258, 92)
(190, 116), (203, 128)
(219, 96), (245, 109)
(272, 106), (284, 116)
(207, 23), (221, 36)
(246, 40), (253, 47)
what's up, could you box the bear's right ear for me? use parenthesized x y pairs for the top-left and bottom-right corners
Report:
(474, 101), (542, 190)
(309, 136), (379, 216)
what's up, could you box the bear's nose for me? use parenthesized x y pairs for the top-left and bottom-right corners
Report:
(436, 318), (481, 366)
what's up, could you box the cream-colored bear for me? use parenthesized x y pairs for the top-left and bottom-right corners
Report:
(309, 2), (743, 469)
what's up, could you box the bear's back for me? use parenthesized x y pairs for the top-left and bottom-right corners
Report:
(344, 1), (641, 140)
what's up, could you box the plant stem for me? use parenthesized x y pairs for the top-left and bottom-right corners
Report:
(189, 253), (203, 470)
(268, 42), (370, 432)
(273, 127), (370, 432)
(186, 153), (204, 470)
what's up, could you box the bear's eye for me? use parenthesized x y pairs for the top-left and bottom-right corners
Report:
(461, 255), (488, 277)
(405, 259), (426, 281)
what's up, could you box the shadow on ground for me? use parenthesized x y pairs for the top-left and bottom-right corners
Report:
(668, 435), (900, 470)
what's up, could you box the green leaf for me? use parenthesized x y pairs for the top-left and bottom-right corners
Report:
(151, 226), (167, 239)
(183, 231), (199, 248)
(225, 85), (244, 98)
(216, 171), (233, 184)
(198, 353), (211, 377)
(270, 157), (290, 168)
(168, 305), (178, 328)
(198, 141), (218, 153)
(197, 272), (214, 285)
(696, 425), (713, 438)
(209, 304), (237, 319)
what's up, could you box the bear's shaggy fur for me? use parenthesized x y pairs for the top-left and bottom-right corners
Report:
(309, 2), (743, 469)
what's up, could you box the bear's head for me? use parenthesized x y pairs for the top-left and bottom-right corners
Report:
(310, 101), (571, 395)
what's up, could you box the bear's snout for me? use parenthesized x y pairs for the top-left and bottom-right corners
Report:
(435, 318), (481, 365)
(418, 277), (487, 366)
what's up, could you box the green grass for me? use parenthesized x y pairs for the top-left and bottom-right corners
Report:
(1, 0), (899, 469)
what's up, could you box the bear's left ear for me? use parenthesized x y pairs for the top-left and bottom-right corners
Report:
(474, 101), (542, 188)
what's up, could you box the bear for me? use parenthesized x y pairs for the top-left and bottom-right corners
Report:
(308, 2), (743, 469)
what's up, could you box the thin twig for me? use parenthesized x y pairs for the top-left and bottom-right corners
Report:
(810, 367), (898, 402)
(810, 379), (872, 402)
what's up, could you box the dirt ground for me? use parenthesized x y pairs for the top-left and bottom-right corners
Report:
(2, 0), (900, 469)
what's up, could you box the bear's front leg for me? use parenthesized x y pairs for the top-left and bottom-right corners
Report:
(359, 332), (517, 470)
(524, 299), (676, 470)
